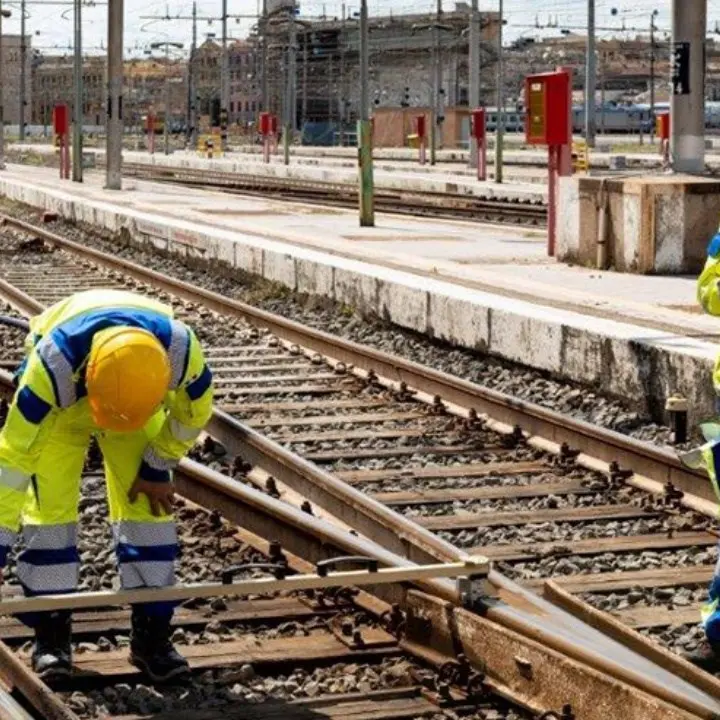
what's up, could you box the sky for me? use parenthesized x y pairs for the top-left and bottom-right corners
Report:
(7, 0), (720, 58)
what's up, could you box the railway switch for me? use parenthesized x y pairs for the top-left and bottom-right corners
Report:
(0, 557), (490, 614)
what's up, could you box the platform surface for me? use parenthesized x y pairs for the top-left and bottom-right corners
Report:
(0, 163), (709, 338)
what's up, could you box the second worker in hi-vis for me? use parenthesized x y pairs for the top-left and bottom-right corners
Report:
(0, 289), (214, 681)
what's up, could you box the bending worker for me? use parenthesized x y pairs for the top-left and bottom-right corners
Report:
(0, 289), (213, 681)
(682, 237), (720, 674)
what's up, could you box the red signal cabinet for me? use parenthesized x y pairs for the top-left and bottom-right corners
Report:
(53, 104), (69, 135)
(657, 112), (670, 141)
(259, 112), (271, 136)
(525, 72), (571, 146)
(470, 108), (486, 141)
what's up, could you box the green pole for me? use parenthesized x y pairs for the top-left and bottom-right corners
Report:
(358, 119), (374, 227)
(357, 0), (374, 227)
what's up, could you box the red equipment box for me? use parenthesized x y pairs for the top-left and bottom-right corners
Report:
(259, 112), (271, 136)
(416, 115), (426, 140)
(525, 72), (570, 146)
(470, 108), (486, 141)
(53, 104), (69, 135)
(657, 112), (670, 141)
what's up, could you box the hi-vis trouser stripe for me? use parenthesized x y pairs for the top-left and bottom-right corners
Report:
(703, 556), (720, 644)
(113, 520), (178, 592)
(0, 526), (16, 565)
(16, 523), (79, 595)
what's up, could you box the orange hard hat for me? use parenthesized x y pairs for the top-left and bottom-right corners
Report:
(86, 327), (171, 432)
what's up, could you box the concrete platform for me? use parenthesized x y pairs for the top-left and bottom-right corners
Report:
(0, 163), (718, 421)
(559, 175), (720, 274)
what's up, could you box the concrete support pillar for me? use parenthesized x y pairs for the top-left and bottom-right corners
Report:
(671, 0), (706, 174)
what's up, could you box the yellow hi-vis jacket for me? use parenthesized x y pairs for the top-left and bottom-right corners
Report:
(0, 289), (214, 497)
(686, 235), (720, 505)
(698, 235), (720, 394)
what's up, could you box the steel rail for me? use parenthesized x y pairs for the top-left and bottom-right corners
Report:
(1, 217), (720, 716)
(0, 362), (708, 720)
(1, 211), (711, 509)
(118, 162), (548, 225)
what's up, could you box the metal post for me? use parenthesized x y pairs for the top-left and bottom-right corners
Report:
(339, 4), (345, 146)
(220, 0), (228, 151)
(283, 47), (290, 164)
(494, 0), (503, 183)
(649, 11), (656, 144)
(468, 0), (480, 170)
(164, 44), (170, 155)
(261, 0), (268, 112)
(430, 0), (441, 166)
(357, 0), (374, 226)
(283, 5), (296, 162)
(0, 4), (6, 170)
(19, 0), (25, 142)
(105, 0), (124, 190)
(585, 0), (596, 148)
(600, 55), (605, 134)
(188, 1), (197, 148)
(671, 0), (706, 173)
(302, 32), (308, 127)
(72, 0), (83, 182)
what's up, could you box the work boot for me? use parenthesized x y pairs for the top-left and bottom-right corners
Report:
(684, 641), (720, 674)
(31, 611), (72, 679)
(129, 609), (189, 683)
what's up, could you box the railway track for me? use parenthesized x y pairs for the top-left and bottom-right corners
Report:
(0, 212), (718, 718)
(116, 163), (547, 227)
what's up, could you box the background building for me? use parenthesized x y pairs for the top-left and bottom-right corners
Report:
(3, 34), (33, 127)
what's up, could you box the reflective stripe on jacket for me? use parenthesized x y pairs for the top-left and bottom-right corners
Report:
(0, 289), (213, 491)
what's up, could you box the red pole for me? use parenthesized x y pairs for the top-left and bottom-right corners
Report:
(548, 145), (558, 257)
(478, 139), (486, 181)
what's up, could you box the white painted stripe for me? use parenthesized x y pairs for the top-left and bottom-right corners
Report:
(170, 417), (202, 443)
(120, 561), (175, 589)
(113, 521), (178, 548)
(16, 561), (79, 593)
(0, 466), (31, 492)
(22, 523), (77, 551)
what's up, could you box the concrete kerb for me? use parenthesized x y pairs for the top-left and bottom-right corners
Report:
(0, 174), (717, 420)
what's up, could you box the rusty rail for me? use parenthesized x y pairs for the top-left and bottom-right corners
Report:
(0, 215), (719, 717)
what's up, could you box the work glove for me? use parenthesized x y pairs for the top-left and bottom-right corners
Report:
(128, 478), (175, 517)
